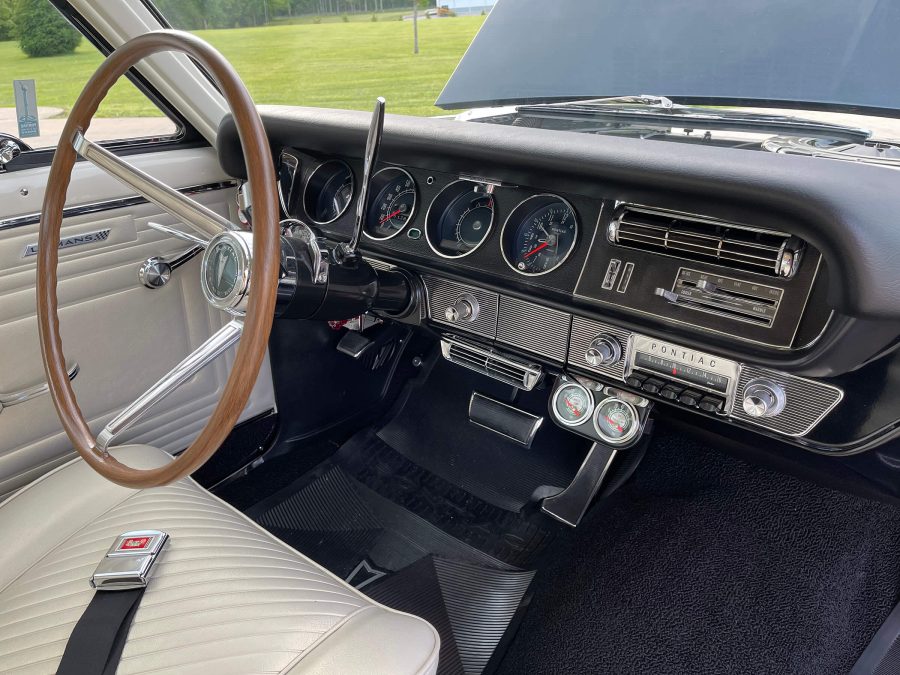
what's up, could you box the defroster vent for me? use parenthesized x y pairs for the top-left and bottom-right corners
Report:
(608, 206), (804, 278)
(440, 335), (543, 391)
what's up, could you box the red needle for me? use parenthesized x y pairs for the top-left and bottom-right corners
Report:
(523, 241), (549, 258)
(379, 208), (403, 224)
(564, 398), (582, 417)
(605, 416), (624, 433)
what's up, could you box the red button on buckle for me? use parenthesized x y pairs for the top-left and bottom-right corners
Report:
(118, 536), (151, 551)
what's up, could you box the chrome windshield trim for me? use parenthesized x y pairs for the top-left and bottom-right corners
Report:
(0, 180), (238, 233)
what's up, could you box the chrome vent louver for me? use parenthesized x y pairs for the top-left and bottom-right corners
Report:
(440, 336), (542, 391)
(608, 206), (803, 278)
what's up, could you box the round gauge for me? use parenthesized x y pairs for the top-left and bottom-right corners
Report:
(425, 180), (495, 258)
(501, 195), (578, 276)
(303, 159), (354, 224)
(364, 167), (418, 240)
(592, 397), (640, 446)
(552, 382), (594, 427)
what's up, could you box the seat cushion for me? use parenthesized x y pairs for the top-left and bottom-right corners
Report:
(0, 445), (439, 674)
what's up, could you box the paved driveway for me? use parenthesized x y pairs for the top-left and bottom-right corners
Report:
(0, 106), (176, 149)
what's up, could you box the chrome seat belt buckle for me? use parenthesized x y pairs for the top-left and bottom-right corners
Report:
(90, 530), (168, 591)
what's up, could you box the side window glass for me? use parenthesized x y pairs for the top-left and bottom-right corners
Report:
(0, 0), (178, 155)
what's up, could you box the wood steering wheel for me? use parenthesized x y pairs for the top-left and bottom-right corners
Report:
(37, 31), (280, 489)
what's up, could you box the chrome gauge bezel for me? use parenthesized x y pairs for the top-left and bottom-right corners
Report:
(551, 382), (595, 427)
(500, 193), (579, 276)
(424, 179), (496, 259)
(362, 167), (418, 241)
(302, 159), (355, 225)
(277, 150), (300, 216)
(592, 396), (641, 446)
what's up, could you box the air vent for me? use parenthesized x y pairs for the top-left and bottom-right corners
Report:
(440, 336), (542, 391)
(608, 206), (803, 278)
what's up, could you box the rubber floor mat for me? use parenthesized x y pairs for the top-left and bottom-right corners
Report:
(255, 465), (513, 577)
(338, 429), (559, 569)
(251, 459), (538, 674)
(367, 556), (534, 675)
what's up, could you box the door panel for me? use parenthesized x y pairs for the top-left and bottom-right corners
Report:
(0, 147), (275, 498)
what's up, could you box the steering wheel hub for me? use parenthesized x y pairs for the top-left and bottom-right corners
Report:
(201, 231), (253, 313)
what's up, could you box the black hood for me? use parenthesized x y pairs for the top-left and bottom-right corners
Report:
(436, 0), (900, 116)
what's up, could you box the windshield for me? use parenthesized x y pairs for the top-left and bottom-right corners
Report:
(155, 1), (488, 118)
(152, 0), (900, 155)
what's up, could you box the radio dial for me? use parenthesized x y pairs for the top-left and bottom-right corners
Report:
(742, 379), (786, 418)
(586, 334), (622, 367)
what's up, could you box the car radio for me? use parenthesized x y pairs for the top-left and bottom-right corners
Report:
(624, 334), (741, 413)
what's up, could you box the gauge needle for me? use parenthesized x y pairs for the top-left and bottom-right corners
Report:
(379, 208), (403, 224)
(524, 242), (549, 258)
(564, 398), (581, 416)
(605, 416), (624, 433)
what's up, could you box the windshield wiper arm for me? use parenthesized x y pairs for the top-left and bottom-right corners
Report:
(515, 96), (872, 143)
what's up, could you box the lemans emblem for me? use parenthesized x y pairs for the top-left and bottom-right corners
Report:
(23, 228), (111, 257)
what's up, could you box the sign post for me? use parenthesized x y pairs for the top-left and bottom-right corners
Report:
(13, 80), (40, 139)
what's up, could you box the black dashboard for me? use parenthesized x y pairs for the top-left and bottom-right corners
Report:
(218, 107), (900, 456)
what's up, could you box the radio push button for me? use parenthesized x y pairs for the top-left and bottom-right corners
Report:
(640, 377), (666, 395)
(677, 389), (703, 407)
(698, 395), (725, 413)
(659, 385), (683, 401)
(625, 373), (647, 388)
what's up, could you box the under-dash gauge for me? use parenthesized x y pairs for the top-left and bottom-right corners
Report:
(501, 194), (578, 275)
(364, 167), (417, 240)
(552, 382), (594, 427)
(303, 159), (354, 224)
(425, 180), (495, 258)
(592, 397), (640, 445)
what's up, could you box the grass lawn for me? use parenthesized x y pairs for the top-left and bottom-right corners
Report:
(0, 15), (484, 119)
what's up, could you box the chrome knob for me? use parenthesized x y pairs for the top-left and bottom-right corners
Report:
(139, 256), (172, 289)
(586, 334), (622, 366)
(742, 379), (786, 418)
(0, 140), (19, 164)
(444, 294), (478, 323)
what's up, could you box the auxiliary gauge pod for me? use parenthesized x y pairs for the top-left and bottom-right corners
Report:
(275, 98), (416, 321)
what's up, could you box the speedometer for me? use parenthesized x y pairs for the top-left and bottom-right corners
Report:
(501, 195), (578, 276)
(364, 167), (417, 240)
(425, 180), (495, 258)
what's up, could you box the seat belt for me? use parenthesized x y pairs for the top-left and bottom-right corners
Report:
(56, 531), (168, 675)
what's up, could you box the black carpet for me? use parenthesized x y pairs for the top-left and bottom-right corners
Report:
(497, 424), (900, 675)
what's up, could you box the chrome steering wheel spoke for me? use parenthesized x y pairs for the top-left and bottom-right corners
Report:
(95, 319), (243, 452)
(72, 130), (239, 241)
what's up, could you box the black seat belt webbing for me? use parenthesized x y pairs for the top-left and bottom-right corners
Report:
(56, 587), (145, 675)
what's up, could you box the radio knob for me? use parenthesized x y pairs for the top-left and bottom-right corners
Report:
(742, 379), (786, 418)
(586, 334), (622, 367)
(445, 294), (479, 323)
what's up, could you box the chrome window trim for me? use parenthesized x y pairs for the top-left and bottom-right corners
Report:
(0, 180), (238, 233)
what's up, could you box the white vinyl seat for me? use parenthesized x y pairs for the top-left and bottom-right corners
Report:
(0, 445), (440, 674)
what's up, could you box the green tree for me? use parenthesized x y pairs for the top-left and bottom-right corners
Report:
(0, 0), (16, 42)
(16, 0), (81, 57)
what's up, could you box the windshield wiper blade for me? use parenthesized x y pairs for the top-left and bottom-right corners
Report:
(514, 96), (872, 143)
